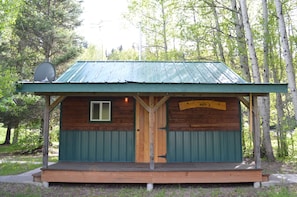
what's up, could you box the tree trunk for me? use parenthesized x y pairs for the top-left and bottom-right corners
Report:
(231, 0), (251, 82)
(12, 127), (19, 144)
(274, 0), (297, 121)
(3, 124), (11, 145)
(260, 0), (275, 161)
(209, 0), (225, 62)
(240, 0), (275, 161)
(160, 0), (168, 60)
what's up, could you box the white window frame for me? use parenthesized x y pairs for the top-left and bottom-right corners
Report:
(90, 101), (111, 121)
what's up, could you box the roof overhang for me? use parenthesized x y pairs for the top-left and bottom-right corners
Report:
(17, 82), (288, 96)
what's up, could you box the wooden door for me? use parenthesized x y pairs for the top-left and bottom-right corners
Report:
(135, 96), (167, 163)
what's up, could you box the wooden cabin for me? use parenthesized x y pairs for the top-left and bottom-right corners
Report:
(17, 61), (287, 189)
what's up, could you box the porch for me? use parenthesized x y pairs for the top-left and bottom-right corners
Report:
(38, 162), (267, 185)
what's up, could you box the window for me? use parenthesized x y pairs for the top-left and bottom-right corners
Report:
(90, 101), (111, 121)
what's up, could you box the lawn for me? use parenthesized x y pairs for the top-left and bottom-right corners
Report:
(0, 125), (58, 175)
(0, 182), (297, 197)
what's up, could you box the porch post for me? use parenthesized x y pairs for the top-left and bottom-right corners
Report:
(149, 96), (155, 170)
(43, 95), (50, 169)
(252, 95), (261, 169)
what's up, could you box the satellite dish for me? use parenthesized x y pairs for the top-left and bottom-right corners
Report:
(34, 62), (56, 82)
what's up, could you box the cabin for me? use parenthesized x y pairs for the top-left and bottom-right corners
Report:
(17, 61), (287, 189)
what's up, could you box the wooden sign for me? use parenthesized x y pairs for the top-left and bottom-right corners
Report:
(179, 100), (226, 111)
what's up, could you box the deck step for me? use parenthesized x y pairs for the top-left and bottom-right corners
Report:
(262, 174), (270, 182)
(32, 172), (42, 182)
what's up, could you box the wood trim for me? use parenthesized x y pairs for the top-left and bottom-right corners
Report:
(190, 123), (239, 129)
(42, 169), (263, 183)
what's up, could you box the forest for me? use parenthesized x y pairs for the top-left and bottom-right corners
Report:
(1, 0), (297, 163)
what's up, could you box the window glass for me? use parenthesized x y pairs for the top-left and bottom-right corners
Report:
(92, 103), (100, 120)
(101, 102), (110, 120)
(90, 101), (111, 121)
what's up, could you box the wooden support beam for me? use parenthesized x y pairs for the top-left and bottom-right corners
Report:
(149, 96), (155, 170)
(237, 96), (249, 109)
(249, 94), (253, 134)
(134, 96), (150, 112)
(49, 96), (66, 112)
(253, 95), (261, 169)
(152, 96), (169, 112)
(43, 96), (50, 169)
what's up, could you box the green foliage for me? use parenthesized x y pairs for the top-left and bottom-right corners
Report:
(0, 0), (22, 36)
(107, 47), (139, 60)
(13, 129), (42, 154)
(78, 45), (105, 60)
(0, 68), (17, 99)
(50, 126), (59, 143)
(0, 94), (42, 128)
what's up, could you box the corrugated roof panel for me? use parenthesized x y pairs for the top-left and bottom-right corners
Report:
(55, 61), (246, 84)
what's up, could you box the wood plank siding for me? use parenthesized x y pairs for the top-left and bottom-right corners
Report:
(60, 96), (135, 162)
(168, 97), (240, 131)
(61, 96), (134, 131)
(167, 97), (242, 162)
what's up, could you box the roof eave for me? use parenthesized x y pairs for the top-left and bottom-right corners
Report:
(17, 82), (288, 95)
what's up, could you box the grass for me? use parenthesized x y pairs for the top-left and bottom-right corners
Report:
(0, 151), (58, 176)
(0, 162), (42, 176)
(0, 125), (59, 176)
(0, 183), (296, 197)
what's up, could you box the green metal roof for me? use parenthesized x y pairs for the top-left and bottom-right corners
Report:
(56, 61), (246, 83)
(17, 61), (288, 95)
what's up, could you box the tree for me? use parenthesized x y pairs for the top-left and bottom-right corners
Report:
(274, 0), (297, 122)
(127, 0), (180, 60)
(240, 0), (275, 161)
(0, 0), (84, 145)
(260, 0), (274, 161)
(0, 94), (42, 145)
(230, 0), (250, 81)
(0, 0), (22, 35)
(13, 0), (83, 73)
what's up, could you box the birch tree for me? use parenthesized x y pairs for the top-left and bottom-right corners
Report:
(231, 0), (250, 81)
(240, 0), (275, 161)
(274, 0), (297, 122)
(261, 0), (274, 161)
(206, 0), (225, 62)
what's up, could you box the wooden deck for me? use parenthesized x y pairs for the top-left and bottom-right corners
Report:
(38, 162), (266, 184)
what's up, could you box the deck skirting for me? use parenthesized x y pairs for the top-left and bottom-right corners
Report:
(40, 162), (265, 184)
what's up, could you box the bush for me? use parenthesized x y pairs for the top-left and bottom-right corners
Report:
(13, 129), (42, 154)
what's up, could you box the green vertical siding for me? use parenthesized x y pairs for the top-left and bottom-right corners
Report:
(59, 130), (135, 162)
(167, 131), (242, 162)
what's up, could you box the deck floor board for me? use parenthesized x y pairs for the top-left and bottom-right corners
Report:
(44, 162), (258, 171)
